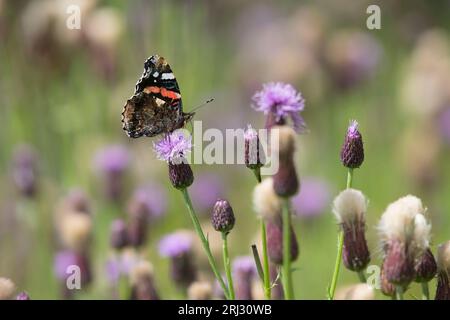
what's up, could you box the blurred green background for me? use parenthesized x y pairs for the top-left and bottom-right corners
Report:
(1, 0), (450, 299)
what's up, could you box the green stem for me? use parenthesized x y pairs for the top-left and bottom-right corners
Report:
(328, 168), (354, 300)
(222, 232), (235, 300)
(396, 286), (404, 300)
(357, 270), (366, 283)
(421, 281), (429, 300)
(180, 188), (230, 299)
(261, 219), (271, 300)
(282, 199), (294, 300)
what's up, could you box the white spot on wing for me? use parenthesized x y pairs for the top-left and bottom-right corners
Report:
(153, 72), (159, 77)
(161, 73), (175, 80)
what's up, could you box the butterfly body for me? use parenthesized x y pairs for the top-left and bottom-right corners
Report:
(122, 55), (194, 138)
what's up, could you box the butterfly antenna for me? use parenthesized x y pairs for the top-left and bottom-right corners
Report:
(189, 98), (214, 113)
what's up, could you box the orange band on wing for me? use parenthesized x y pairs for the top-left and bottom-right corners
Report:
(143, 86), (160, 94)
(160, 88), (181, 100)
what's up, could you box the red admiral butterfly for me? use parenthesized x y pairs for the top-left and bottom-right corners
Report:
(121, 55), (194, 138)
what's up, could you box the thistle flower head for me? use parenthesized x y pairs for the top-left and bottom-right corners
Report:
(244, 124), (264, 169)
(340, 120), (364, 168)
(233, 256), (257, 276)
(332, 188), (367, 224)
(266, 218), (299, 265)
(129, 260), (160, 300)
(211, 199), (236, 233)
(110, 219), (128, 250)
(54, 250), (78, 280)
(415, 248), (437, 282)
(94, 144), (130, 174)
(158, 232), (193, 258)
(0, 278), (16, 300)
(63, 188), (91, 214)
(437, 241), (450, 274)
(16, 291), (30, 300)
(252, 178), (281, 220)
(129, 260), (154, 285)
(190, 173), (224, 213)
(59, 212), (92, 252)
(187, 281), (213, 300)
(153, 130), (192, 164)
(127, 184), (167, 220)
(252, 82), (306, 132)
(292, 177), (331, 219)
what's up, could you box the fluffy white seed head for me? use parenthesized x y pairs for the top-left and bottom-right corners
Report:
(253, 178), (281, 220)
(187, 281), (213, 300)
(413, 213), (432, 250)
(130, 260), (154, 285)
(437, 241), (450, 273)
(332, 188), (367, 224)
(59, 212), (92, 252)
(0, 278), (16, 300)
(378, 195), (426, 246)
(270, 125), (296, 157)
(335, 283), (375, 300)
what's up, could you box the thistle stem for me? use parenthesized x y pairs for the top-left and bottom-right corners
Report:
(222, 232), (235, 300)
(421, 281), (429, 300)
(396, 286), (404, 300)
(357, 270), (366, 283)
(261, 220), (271, 299)
(328, 168), (354, 300)
(180, 188), (230, 299)
(282, 199), (294, 300)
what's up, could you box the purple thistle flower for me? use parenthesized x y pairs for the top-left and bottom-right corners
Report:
(158, 232), (193, 258)
(292, 177), (332, 219)
(190, 173), (224, 213)
(439, 106), (450, 143)
(340, 120), (364, 169)
(252, 82), (306, 132)
(54, 250), (78, 280)
(105, 258), (122, 284)
(233, 256), (257, 300)
(128, 183), (168, 220)
(232, 256), (257, 275)
(16, 291), (30, 300)
(94, 145), (130, 174)
(153, 130), (192, 164)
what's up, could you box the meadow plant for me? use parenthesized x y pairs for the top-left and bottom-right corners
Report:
(232, 256), (257, 300)
(435, 241), (450, 300)
(129, 260), (160, 300)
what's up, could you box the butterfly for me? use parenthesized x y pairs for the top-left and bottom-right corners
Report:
(121, 55), (194, 138)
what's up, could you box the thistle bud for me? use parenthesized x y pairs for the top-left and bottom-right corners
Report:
(378, 195), (428, 287)
(211, 199), (235, 233)
(332, 189), (370, 271)
(233, 256), (257, 300)
(130, 261), (160, 300)
(266, 216), (299, 265)
(244, 125), (264, 170)
(0, 278), (16, 300)
(435, 241), (450, 300)
(415, 249), (437, 283)
(187, 281), (213, 300)
(340, 120), (364, 169)
(168, 162), (194, 190)
(110, 219), (128, 250)
(16, 291), (30, 300)
(159, 231), (197, 289)
(271, 126), (299, 197)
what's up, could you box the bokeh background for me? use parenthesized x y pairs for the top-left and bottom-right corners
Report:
(1, 0), (450, 299)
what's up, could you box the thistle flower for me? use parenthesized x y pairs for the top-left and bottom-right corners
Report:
(253, 178), (281, 221)
(244, 124), (265, 170)
(187, 281), (213, 300)
(11, 145), (38, 197)
(271, 126), (299, 197)
(110, 219), (128, 250)
(16, 291), (30, 300)
(58, 212), (92, 252)
(340, 120), (364, 169)
(266, 216), (299, 265)
(211, 199), (235, 233)
(127, 184), (167, 221)
(413, 214), (436, 283)
(233, 256), (257, 300)
(435, 241), (450, 300)
(54, 250), (92, 298)
(130, 260), (160, 300)
(190, 173), (224, 213)
(332, 189), (370, 272)
(62, 188), (91, 214)
(378, 195), (428, 287)
(159, 231), (197, 288)
(252, 82), (306, 132)
(380, 261), (396, 297)
(154, 130), (194, 189)
(0, 277), (16, 300)
(292, 177), (331, 219)
(93, 145), (130, 201)
(335, 284), (375, 300)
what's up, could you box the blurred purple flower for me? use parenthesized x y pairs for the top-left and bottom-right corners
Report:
(190, 173), (224, 213)
(128, 183), (167, 220)
(439, 106), (450, 143)
(252, 82), (306, 132)
(232, 256), (257, 275)
(105, 258), (121, 284)
(94, 145), (130, 174)
(12, 145), (38, 197)
(292, 177), (331, 219)
(54, 250), (78, 280)
(16, 291), (30, 300)
(105, 251), (141, 284)
(153, 130), (192, 164)
(158, 232), (193, 258)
